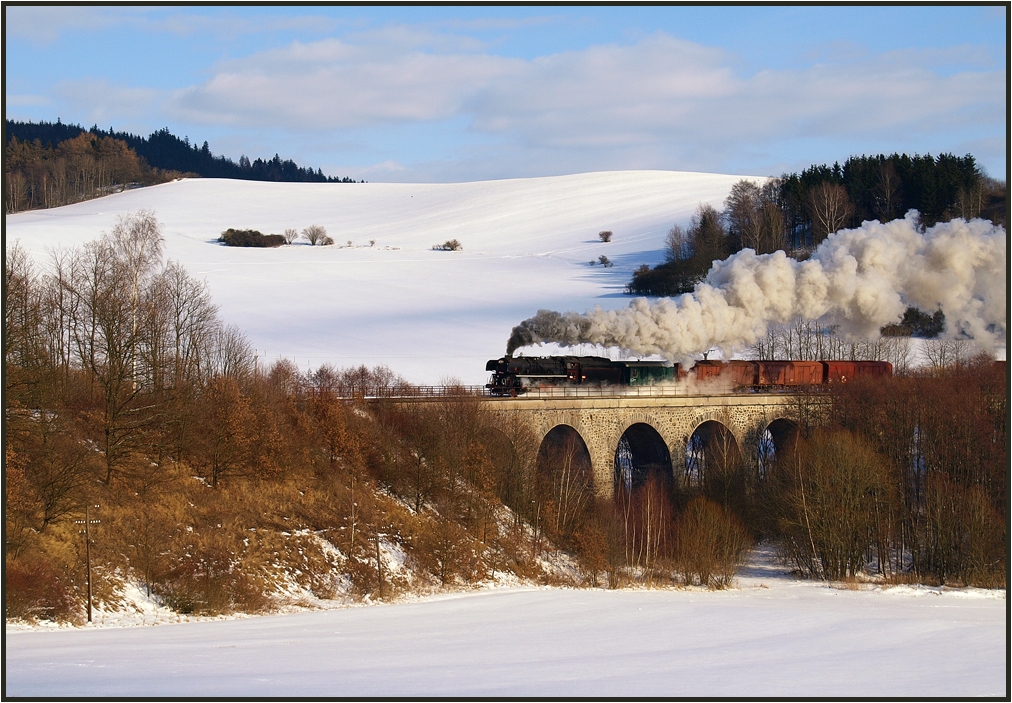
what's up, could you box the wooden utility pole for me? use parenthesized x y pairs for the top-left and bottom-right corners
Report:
(375, 532), (384, 600)
(75, 505), (101, 623)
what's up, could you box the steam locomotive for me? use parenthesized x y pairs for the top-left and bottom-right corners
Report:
(485, 356), (892, 396)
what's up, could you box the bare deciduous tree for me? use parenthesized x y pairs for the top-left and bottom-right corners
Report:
(874, 161), (900, 221)
(725, 179), (787, 255)
(921, 338), (973, 371)
(806, 182), (854, 243)
(109, 209), (165, 390)
(724, 180), (763, 252)
(302, 224), (328, 246)
(775, 430), (891, 580)
(663, 224), (690, 263)
(674, 496), (751, 588)
(283, 228), (298, 245)
(954, 182), (984, 220)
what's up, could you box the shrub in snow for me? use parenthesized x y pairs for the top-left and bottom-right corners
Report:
(432, 239), (462, 251)
(219, 229), (286, 247)
(773, 429), (892, 581)
(674, 497), (751, 589)
(4, 556), (78, 622)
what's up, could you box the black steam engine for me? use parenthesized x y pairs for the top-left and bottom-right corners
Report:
(485, 356), (674, 396)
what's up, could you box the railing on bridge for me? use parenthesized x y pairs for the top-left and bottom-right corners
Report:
(328, 385), (767, 400)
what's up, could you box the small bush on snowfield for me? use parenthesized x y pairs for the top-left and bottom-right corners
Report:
(302, 224), (331, 246)
(432, 239), (462, 251)
(219, 229), (286, 248)
(598, 230), (613, 242)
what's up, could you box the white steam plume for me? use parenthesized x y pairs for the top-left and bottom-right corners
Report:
(507, 212), (1006, 363)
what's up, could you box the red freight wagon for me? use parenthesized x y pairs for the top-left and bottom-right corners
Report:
(756, 360), (823, 387)
(691, 360), (726, 381)
(727, 360), (758, 387)
(689, 360), (758, 388)
(823, 360), (893, 383)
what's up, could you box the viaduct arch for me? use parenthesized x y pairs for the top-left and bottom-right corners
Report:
(490, 394), (805, 499)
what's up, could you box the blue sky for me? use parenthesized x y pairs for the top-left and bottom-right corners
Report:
(5, 5), (1007, 182)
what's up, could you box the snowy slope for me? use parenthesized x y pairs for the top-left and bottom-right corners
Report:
(6, 549), (1005, 698)
(5, 171), (751, 384)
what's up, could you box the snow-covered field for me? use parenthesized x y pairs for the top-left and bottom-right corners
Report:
(5, 171), (749, 384)
(6, 549), (1005, 698)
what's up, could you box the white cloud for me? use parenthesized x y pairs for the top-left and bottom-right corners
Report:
(467, 34), (737, 142)
(4, 7), (120, 43)
(162, 30), (1003, 163)
(4, 6), (339, 44)
(5, 94), (53, 107)
(340, 23), (489, 53)
(27, 22), (1004, 180)
(468, 34), (1003, 158)
(169, 38), (522, 128)
(145, 11), (340, 39)
(54, 79), (161, 125)
(440, 15), (559, 32)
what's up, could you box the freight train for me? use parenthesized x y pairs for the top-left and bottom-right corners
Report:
(485, 356), (892, 396)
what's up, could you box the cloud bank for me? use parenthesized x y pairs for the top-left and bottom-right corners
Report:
(166, 33), (1002, 155)
(8, 8), (1006, 180)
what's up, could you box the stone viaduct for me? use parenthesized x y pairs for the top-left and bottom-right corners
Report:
(486, 392), (803, 499)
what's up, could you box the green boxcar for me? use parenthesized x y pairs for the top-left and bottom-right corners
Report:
(623, 361), (675, 385)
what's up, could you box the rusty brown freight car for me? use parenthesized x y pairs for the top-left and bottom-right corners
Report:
(727, 360), (758, 387)
(691, 360), (726, 381)
(756, 360), (823, 387)
(823, 360), (893, 383)
(687, 360), (758, 388)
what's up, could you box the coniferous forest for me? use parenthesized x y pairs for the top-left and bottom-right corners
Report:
(4, 119), (361, 214)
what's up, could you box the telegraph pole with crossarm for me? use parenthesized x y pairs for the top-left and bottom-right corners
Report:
(74, 505), (101, 623)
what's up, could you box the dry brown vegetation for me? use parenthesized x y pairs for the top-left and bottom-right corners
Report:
(5, 214), (1006, 622)
(4, 218), (588, 621)
(767, 361), (1006, 587)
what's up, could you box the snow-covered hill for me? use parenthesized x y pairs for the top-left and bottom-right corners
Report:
(5, 171), (752, 384)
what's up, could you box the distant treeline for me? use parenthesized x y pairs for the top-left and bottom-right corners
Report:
(5, 131), (177, 213)
(629, 152), (1007, 298)
(4, 119), (361, 213)
(781, 153), (1005, 240)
